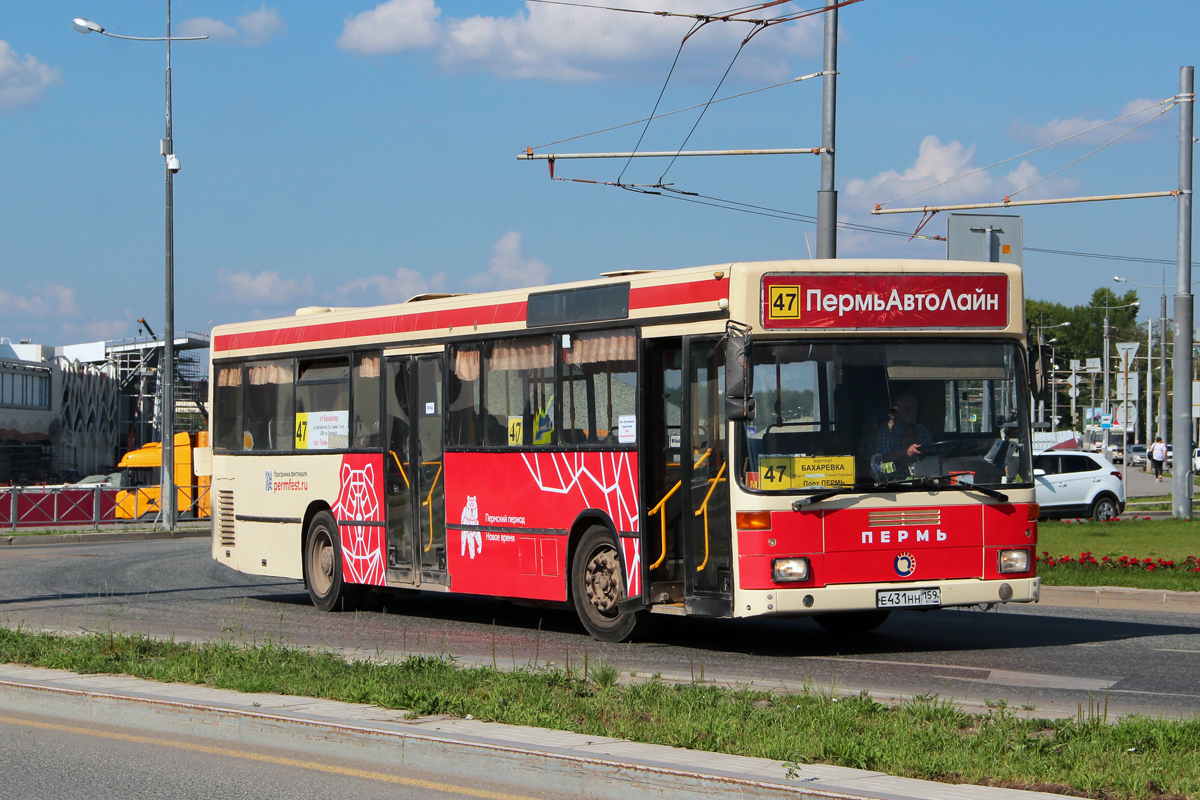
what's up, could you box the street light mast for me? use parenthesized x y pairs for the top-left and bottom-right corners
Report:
(72, 3), (205, 531)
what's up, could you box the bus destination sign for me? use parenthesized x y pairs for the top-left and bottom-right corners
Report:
(761, 273), (1008, 330)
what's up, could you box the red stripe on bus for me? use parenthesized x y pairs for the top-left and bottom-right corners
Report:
(629, 279), (727, 309)
(213, 279), (727, 352)
(213, 301), (528, 352)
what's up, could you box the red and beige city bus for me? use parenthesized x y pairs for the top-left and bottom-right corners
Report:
(200, 259), (1042, 641)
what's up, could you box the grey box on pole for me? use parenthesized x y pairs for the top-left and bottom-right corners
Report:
(947, 214), (1023, 266)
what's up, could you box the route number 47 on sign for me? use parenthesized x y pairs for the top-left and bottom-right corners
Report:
(769, 286), (800, 320)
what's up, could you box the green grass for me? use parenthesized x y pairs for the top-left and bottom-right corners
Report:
(1040, 519), (1200, 562)
(1, 627), (1199, 799)
(1038, 518), (1200, 590)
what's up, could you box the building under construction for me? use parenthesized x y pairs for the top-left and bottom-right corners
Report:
(0, 331), (209, 483)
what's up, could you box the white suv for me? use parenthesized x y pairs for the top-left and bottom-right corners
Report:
(1033, 451), (1126, 521)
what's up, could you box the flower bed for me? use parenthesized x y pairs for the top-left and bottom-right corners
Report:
(1039, 551), (1200, 572)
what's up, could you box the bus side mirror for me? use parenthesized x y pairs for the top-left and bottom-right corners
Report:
(1028, 344), (1049, 403)
(725, 323), (756, 422)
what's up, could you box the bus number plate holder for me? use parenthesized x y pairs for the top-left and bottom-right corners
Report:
(876, 587), (941, 608)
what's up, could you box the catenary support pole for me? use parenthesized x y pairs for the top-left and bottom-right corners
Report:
(162, 0), (176, 531)
(1173, 66), (1194, 519)
(815, 2), (837, 259)
(1161, 292), (1169, 444)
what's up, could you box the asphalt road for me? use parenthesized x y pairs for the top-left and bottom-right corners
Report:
(0, 709), (551, 800)
(1, 538), (1198, 719)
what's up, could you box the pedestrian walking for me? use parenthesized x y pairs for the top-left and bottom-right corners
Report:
(1150, 436), (1167, 482)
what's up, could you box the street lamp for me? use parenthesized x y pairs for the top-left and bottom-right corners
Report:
(1033, 319), (1071, 426)
(1114, 274), (1177, 447)
(1091, 299), (1140, 459)
(73, 5), (206, 531)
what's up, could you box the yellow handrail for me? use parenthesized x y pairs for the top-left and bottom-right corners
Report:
(694, 462), (727, 572)
(421, 460), (443, 552)
(646, 449), (711, 570)
(388, 450), (410, 488)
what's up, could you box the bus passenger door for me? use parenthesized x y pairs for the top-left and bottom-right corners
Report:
(643, 339), (687, 606)
(683, 338), (733, 616)
(385, 356), (416, 583)
(415, 355), (448, 584)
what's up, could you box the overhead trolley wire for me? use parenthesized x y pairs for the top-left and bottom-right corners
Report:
(528, 72), (822, 151)
(1005, 101), (1177, 200)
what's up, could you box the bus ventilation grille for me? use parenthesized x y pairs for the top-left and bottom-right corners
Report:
(217, 490), (235, 547)
(867, 509), (940, 527)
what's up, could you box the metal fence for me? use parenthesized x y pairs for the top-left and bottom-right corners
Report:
(0, 485), (210, 531)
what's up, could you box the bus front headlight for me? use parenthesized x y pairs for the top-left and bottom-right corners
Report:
(772, 557), (810, 583)
(998, 549), (1031, 573)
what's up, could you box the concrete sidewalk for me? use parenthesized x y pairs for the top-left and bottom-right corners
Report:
(0, 663), (1060, 800)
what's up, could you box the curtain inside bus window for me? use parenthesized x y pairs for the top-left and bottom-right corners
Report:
(484, 337), (555, 447)
(562, 330), (637, 445)
(448, 346), (483, 447)
(736, 341), (1032, 492)
(243, 359), (294, 451)
(213, 364), (243, 451)
(353, 352), (382, 449)
(296, 358), (350, 450)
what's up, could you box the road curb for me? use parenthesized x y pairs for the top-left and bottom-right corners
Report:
(0, 528), (209, 548)
(0, 666), (1054, 800)
(1040, 584), (1200, 614)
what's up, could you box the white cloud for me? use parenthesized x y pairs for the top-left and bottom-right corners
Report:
(178, 17), (239, 41)
(339, 267), (447, 304)
(237, 6), (287, 44)
(1009, 98), (1170, 146)
(0, 40), (62, 110)
(337, 233), (548, 300)
(338, 0), (822, 81)
(0, 284), (78, 318)
(219, 270), (314, 304)
(339, 0), (442, 55)
(844, 135), (1080, 214)
(178, 8), (284, 45)
(0, 283), (131, 343)
(469, 232), (550, 289)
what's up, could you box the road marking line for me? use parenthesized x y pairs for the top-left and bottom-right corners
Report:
(0, 714), (537, 800)
(1154, 648), (1200, 654)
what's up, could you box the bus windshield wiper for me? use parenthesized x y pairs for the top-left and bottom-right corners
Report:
(790, 487), (851, 509)
(904, 475), (1009, 502)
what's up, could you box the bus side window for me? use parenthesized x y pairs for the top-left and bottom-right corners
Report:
(353, 352), (382, 449)
(486, 337), (555, 447)
(562, 329), (636, 445)
(448, 345), (483, 447)
(243, 359), (294, 451)
(213, 363), (243, 452)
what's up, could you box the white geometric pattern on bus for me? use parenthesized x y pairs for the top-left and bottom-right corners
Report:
(519, 451), (640, 532)
(334, 458), (386, 586)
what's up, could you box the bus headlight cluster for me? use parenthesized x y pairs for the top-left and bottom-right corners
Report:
(998, 549), (1031, 573)
(772, 557), (810, 583)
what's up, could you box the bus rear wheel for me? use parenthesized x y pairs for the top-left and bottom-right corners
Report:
(304, 510), (361, 612)
(813, 609), (891, 636)
(571, 526), (638, 643)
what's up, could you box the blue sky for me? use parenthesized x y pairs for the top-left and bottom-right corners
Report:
(1, 1), (1197, 345)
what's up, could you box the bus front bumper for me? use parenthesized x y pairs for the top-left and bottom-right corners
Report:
(738, 576), (1040, 618)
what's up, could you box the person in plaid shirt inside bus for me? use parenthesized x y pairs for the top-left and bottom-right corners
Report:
(873, 390), (934, 470)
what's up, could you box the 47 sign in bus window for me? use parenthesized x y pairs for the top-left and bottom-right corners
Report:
(768, 285), (800, 320)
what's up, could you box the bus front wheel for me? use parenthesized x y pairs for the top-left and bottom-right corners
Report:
(304, 511), (361, 612)
(813, 609), (891, 636)
(571, 526), (638, 643)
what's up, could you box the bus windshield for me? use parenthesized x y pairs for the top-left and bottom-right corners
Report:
(737, 340), (1032, 492)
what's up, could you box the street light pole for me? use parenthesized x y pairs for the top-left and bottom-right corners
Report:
(1173, 65), (1195, 520)
(72, 5), (205, 532)
(163, 0), (176, 531)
